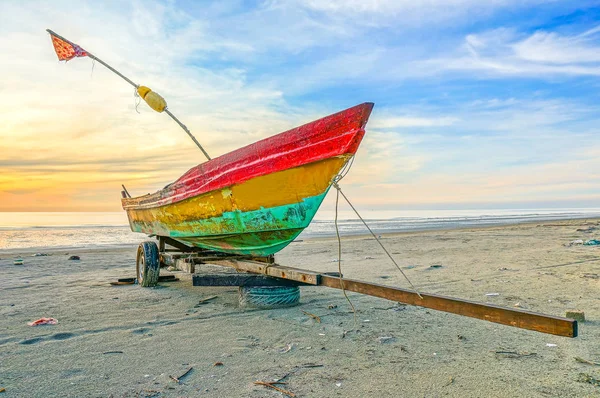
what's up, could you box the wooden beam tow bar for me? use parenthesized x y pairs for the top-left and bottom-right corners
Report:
(195, 259), (577, 338)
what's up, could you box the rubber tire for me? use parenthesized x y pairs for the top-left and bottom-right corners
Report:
(238, 286), (300, 309)
(136, 241), (160, 287)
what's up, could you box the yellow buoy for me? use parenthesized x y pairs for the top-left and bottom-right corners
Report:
(136, 85), (167, 113)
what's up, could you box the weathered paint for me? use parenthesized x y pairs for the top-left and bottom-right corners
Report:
(126, 156), (349, 222)
(122, 103), (374, 255)
(130, 191), (327, 256)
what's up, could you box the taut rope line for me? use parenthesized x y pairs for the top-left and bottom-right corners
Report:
(332, 181), (423, 300)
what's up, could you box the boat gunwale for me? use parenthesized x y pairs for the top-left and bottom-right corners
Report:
(121, 102), (373, 210)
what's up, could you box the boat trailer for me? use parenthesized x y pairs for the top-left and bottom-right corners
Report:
(135, 236), (577, 339)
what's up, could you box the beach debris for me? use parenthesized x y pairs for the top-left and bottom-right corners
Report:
(429, 264), (443, 269)
(457, 335), (467, 341)
(68, 255), (80, 261)
(546, 343), (557, 347)
(13, 258), (23, 265)
(494, 350), (537, 358)
(336, 382), (342, 387)
(444, 376), (455, 386)
(581, 273), (600, 279)
(327, 304), (338, 309)
(213, 362), (224, 367)
(169, 366), (193, 384)
(110, 281), (135, 286)
(32, 253), (50, 257)
(365, 256), (375, 259)
(514, 302), (522, 308)
(575, 357), (600, 366)
(377, 336), (396, 344)
(254, 381), (295, 397)
(194, 296), (218, 307)
(577, 226), (598, 233)
(584, 239), (600, 246)
(274, 363), (324, 385)
(577, 373), (600, 387)
(279, 343), (295, 353)
(0, 387), (5, 393)
(566, 310), (585, 322)
(28, 317), (58, 326)
(301, 310), (321, 323)
(103, 351), (124, 354)
(567, 239), (584, 246)
(486, 293), (500, 296)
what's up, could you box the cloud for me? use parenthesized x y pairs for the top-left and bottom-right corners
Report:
(0, 0), (308, 210)
(371, 116), (459, 129)
(2, 0), (600, 212)
(293, 0), (545, 28)
(430, 25), (600, 77)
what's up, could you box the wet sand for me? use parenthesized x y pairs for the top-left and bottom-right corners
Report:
(1, 219), (600, 397)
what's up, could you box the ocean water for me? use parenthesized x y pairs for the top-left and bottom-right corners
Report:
(1, 209), (600, 251)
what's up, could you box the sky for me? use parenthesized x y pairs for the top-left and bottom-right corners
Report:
(1, 0), (600, 213)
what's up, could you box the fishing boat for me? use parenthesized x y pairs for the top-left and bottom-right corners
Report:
(122, 102), (374, 256)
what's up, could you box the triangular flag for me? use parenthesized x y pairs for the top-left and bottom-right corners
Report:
(50, 33), (87, 61)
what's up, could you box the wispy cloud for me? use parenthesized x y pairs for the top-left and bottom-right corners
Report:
(431, 25), (600, 77)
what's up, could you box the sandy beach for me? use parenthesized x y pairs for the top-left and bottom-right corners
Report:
(2, 218), (600, 397)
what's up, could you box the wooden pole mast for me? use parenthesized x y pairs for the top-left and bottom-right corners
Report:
(46, 29), (211, 161)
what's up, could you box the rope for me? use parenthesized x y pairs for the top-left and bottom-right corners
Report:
(134, 86), (141, 114)
(332, 181), (423, 299)
(334, 185), (358, 331)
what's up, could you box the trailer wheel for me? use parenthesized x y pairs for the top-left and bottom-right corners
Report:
(136, 241), (160, 287)
(239, 286), (300, 308)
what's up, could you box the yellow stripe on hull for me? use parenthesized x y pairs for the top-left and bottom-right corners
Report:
(126, 155), (350, 226)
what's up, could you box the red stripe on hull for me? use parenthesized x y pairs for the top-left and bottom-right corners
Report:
(128, 102), (373, 208)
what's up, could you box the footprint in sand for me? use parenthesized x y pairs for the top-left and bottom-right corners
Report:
(20, 337), (43, 345)
(51, 332), (76, 340)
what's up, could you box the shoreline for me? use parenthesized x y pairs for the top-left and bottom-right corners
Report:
(3, 216), (600, 255)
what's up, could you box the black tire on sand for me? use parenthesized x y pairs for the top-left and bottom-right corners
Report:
(136, 241), (160, 287)
(238, 285), (300, 308)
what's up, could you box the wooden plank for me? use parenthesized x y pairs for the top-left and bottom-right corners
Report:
(319, 275), (577, 338)
(208, 260), (320, 285)
(188, 257), (576, 337)
(192, 274), (304, 287)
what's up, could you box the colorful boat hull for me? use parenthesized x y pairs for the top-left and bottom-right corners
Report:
(122, 103), (374, 256)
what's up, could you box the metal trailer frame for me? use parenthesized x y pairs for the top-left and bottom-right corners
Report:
(152, 236), (577, 338)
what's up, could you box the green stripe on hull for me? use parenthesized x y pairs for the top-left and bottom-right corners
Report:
(176, 228), (305, 256)
(131, 191), (328, 256)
